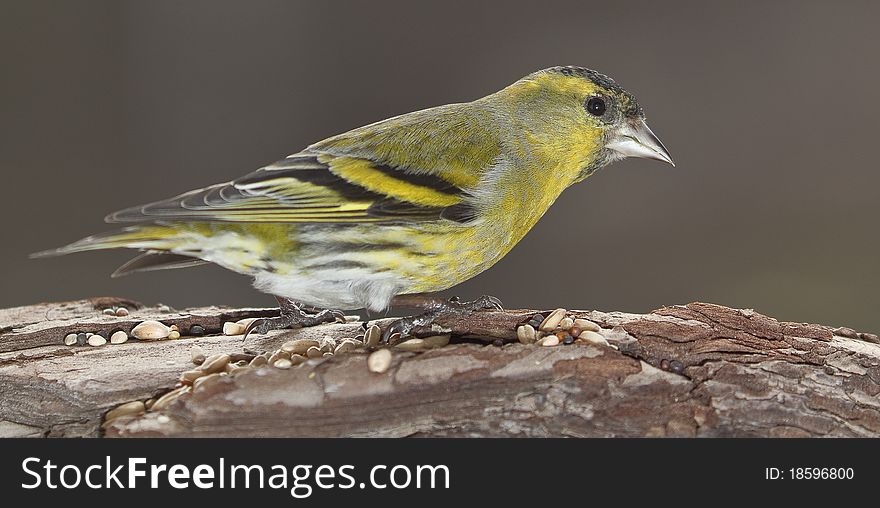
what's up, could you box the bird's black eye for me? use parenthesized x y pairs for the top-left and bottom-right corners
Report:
(585, 97), (606, 116)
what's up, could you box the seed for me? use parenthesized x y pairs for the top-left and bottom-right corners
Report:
(517, 324), (537, 344)
(168, 330), (181, 340)
(531, 314), (544, 322)
(559, 317), (574, 330)
(396, 338), (426, 351)
(579, 330), (608, 346)
(539, 308), (567, 332)
(540, 335), (560, 347)
(387, 332), (401, 344)
(306, 346), (323, 358)
(170, 324), (179, 332)
(268, 351), (289, 365)
(115, 307), (129, 317)
(189, 324), (206, 336)
(562, 335), (575, 345)
(180, 369), (205, 383)
(323, 352), (333, 357)
(104, 400), (145, 422)
(192, 373), (222, 392)
(223, 321), (246, 336)
(289, 354), (307, 365)
(191, 346), (206, 366)
(367, 349), (392, 373)
(281, 339), (320, 355)
(144, 398), (155, 410)
(76, 333), (87, 346)
(64, 333), (77, 346)
(151, 386), (189, 411)
(200, 353), (230, 374)
(131, 320), (171, 340)
(228, 365), (249, 375)
(87, 334), (107, 347)
(274, 358), (293, 369)
(249, 355), (268, 368)
(334, 339), (360, 354)
(833, 326), (860, 339)
(660, 359), (670, 370)
(102, 308), (116, 316)
(574, 319), (601, 332)
(364, 325), (381, 347)
(236, 317), (257, 327)
(669, 360), (685, 374)
(423, 334), (451, 348)
(109, 330), (128, 344)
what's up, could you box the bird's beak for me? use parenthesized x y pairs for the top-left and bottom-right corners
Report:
(606, 119), (675, 167)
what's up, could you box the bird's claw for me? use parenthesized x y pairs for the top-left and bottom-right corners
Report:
(241, 303), (346, 342)
(380, 294), (504, 344)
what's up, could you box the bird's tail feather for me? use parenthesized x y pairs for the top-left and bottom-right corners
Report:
(30, 225), (208, 276)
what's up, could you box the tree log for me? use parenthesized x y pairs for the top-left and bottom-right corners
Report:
(1, 298), (879, 437)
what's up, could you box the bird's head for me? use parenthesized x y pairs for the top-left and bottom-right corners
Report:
(497, 66), (674, 179)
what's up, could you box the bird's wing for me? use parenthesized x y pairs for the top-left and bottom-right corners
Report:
(108, 105), (499, 224)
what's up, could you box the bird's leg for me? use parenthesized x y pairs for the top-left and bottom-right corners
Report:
(242, 296), (345, 341)
(381, 293), (503, 343)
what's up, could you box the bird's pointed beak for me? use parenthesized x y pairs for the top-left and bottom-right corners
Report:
(606, 119), (675, 167)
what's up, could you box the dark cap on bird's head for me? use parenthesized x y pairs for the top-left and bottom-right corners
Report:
(547, 65), (645, 120)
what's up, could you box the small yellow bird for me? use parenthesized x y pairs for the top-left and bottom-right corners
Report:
(35, 66), (673, 339)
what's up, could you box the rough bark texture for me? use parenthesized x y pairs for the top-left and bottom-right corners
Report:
(1, 298), (879, 437)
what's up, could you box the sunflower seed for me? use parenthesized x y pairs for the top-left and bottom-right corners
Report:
(248, 355), (268, 368)
(168, 330), (181, 340)
(191, 346), (206, 366)
(200, 353), (230, 374)
(180, 369), (205, 383)
(540, 335), (560, 347)
(517, 324), (537, 344)
(559, 317), (574, 330)
(115, 307), (129, 317)
(281, 339), (320, 355)
(131, 320), (171, 340)
(87, 334), (107, 347)
(573, 319), (601, 332)
(228, 366), (250, 375)
(189, 324), (206, 336)
(104, 400), (145, 422)
(76, 333), (87, 346)
(109, 330), (128, 344)
(274, 358), (293, 369)
(268, 351), (289, 365)
(236, 317), (257, 327)
(367, 349), (392, 373)
(144, 398), (155, 410)
(395, 338), (426, 351)
(306, 346), (323, 358)
(223, 321), (246, 336)
(64, 333), (77, 346)
(102, 308), (116, 316)
(539, 308), (566, 332)
(192, 373), (222, 392)
(334, 339), (360, 354)
(289, 354), (307, 365)
(423, 334), (451, 348)
(579, 330), (609, 346)
(150, 386), (189, 412)
(364, 325), (381, 347)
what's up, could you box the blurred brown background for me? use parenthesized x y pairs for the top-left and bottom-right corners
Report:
(2, 0), (878, 330)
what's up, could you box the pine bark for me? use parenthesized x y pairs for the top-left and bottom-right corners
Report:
(1, 297), (879, 437)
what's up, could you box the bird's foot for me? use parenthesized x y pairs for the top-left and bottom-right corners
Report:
(381, 294), (503, 343)
(243, 298), (345, 341)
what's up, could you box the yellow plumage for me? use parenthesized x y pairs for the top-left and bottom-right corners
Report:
(35, 66), (673, 313)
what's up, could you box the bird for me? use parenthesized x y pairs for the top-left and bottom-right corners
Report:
(34, 66), (674, 340)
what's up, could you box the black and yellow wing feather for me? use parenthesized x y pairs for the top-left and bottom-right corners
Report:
(108, 103), (499, 225)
